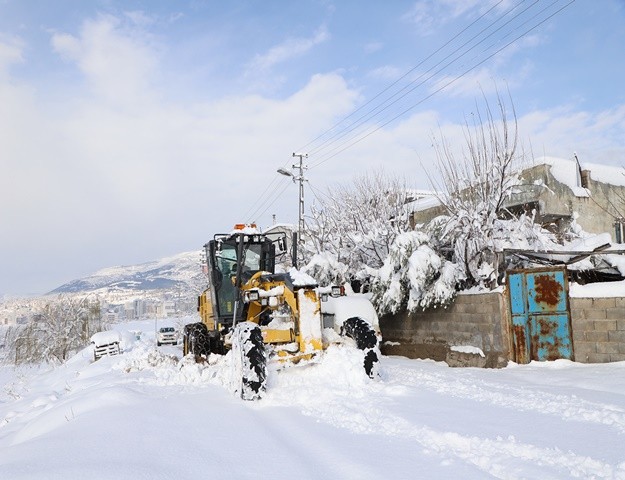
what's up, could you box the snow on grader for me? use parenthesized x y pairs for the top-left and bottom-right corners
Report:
(183, 224), (381, 400)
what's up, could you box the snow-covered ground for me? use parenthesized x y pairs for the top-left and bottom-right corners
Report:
(1, 319), (625, 479)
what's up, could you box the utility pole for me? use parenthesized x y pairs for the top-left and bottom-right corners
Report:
(277, 152), (308, 268)
(292, 152), (307, 247)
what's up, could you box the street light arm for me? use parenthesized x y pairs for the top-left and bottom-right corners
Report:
(277, 168), (294, 177)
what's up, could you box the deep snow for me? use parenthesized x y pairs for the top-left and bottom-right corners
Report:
(1, 318), (625, 480)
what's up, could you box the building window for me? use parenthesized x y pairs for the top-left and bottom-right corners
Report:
(615, 219), (625, 244)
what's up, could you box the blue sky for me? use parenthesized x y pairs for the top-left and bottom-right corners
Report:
(1, 0), (624, 294)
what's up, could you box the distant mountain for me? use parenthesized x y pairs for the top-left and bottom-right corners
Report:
(49, 251), (204, 296)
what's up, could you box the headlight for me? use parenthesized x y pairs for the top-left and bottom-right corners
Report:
(246, 290), (260, 302)
(331, 285), (342, 297)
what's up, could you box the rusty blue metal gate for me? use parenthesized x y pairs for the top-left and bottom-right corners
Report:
(506, 266), (573, 363)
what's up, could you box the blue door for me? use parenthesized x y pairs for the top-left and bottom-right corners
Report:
(507, 267), (573, 363)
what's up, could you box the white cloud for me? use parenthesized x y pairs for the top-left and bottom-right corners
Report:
(364, 41), (383, 54)
(0, 38), (361, 292)
(403, 0), (523, 37)
(518, 105), (625, 165)
(123, 10), (156, 27)
(427, 67), (519, 99)
(367, 65), (404, 81)
(247, 25), (330, 73)
(51, 14), (157, 105)
(403, 0), (484, 35)
(0, 36), (23, 77)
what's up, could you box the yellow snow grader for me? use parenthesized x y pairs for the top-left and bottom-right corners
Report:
(183, 224), (380, 400)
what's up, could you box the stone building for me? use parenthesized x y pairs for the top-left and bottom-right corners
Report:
(410, 156), (625, 241)
(392, 157), (625, 367)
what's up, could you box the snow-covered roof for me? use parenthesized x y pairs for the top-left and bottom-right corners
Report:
(534, 156), (625, 196)
(405, 192), (442, 213)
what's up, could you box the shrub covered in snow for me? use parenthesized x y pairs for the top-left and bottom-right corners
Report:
(371, 231), (461, 315)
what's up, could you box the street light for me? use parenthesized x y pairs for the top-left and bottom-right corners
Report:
(277, 168), (293, 178)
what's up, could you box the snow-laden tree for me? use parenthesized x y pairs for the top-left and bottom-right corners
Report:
(370, 231), (461, 315)
(300, 252), (349, 287)
(427, 91), (526, 287)
(303, 170), (412, 288)
(5, 294), (105, 364)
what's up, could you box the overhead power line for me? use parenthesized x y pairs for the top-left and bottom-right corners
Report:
(307, 0), (575, 169)
(304, 0), (534, 159)
(246, 0), (575, 224)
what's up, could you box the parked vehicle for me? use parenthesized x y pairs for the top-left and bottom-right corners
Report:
(156, 327), (178, 346)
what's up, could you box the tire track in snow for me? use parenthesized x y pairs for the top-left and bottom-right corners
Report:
(268, 386), (622, 480)
(114, 347), (625, 478)
(261, 350), (624, 480)
(383, 363), (625, 434)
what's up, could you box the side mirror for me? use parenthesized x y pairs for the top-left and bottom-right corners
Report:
(277, 237), (286, 253)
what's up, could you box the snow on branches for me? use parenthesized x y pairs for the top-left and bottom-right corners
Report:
(4, 294), (105, 364)
(371, 231), (460, 315)
(427, 90), (527, 288)
(302, 170), (412, 288)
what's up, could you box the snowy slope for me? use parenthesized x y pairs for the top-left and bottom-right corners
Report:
(1, 318), (624, 479)
(49, 251), (203, 294)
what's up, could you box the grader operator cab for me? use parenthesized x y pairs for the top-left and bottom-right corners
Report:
(183, 224), (380, 400)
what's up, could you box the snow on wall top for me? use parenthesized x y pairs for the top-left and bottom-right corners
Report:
(537, 156), (589, 197)
(536, 156), (625, 196)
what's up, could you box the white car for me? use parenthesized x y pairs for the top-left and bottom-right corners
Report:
(156, 327), (178, 346)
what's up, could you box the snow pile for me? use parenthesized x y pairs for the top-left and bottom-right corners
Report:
(90, 330), (122, 346)
(288, 267), (318, 287)
(570, 280), (625, 298)
(322, 294), (379, 330)
(450, 345), (486, 357)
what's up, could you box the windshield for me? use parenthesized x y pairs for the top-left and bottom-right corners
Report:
(212, 239), (266, 318)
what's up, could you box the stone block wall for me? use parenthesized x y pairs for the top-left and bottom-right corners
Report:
(570, 297), (625, 363)
(380, 292), (510, 368)
(380, 290), (625, 367)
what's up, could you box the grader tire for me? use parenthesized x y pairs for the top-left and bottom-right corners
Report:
(341, 317), (380, 378)
(231, 322), (267, 401)
(183, 322), (212, 358)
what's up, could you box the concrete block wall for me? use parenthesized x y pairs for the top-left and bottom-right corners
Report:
(570, 297), (625, 363)
(380, 292), (510, 368)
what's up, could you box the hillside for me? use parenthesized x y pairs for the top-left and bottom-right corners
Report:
(49, 250), (204, 296)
